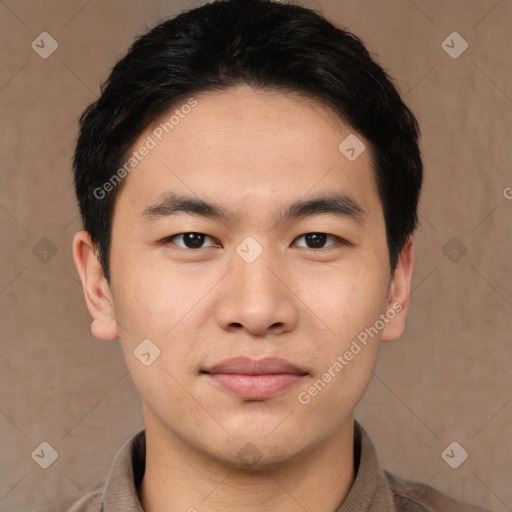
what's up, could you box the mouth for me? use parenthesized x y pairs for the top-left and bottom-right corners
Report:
(201, 356), (308, 400)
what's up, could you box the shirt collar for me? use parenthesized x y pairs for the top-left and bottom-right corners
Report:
(101, 420), (394, 512)
(336, 421), (395, 511)
(102, 428), (145, 512)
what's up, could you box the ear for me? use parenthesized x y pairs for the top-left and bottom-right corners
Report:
(72, 230), (118, 341)
(380, 235), (414, 343)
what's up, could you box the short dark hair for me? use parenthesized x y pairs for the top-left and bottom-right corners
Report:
(73, 0), (423, 283)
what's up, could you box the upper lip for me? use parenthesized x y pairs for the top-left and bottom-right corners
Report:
(202, 356), (308, 375)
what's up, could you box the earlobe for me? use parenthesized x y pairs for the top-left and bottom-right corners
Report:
(380, 235), (414, 343)
(72, 230), (119, 341)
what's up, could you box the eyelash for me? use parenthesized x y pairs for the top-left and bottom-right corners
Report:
(162, 232), (347, 250)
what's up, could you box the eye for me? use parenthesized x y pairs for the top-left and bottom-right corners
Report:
(293, 232), (343, 249)
(164, 232), (218, 249)
(162, 232), (346, 250)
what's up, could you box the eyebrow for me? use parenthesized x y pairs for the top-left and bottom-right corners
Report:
(140, 191), (366, 225)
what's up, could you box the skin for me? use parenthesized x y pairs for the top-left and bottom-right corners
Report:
(73, 85), (414, 512)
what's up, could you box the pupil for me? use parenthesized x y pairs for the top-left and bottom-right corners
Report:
(184, 232), (204, 248)
(306, 233), (326, 248)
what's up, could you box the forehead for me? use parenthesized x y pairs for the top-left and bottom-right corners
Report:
(115, 86), (380, 222)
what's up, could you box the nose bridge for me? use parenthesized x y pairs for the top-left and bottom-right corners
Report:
(232, 236), (282, 302)
(214, 236), (298, 335)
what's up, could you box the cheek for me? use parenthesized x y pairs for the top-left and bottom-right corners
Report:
(110, 252), (180, 334)
(295, 332), (380, 438)
(294, 258), (389, 402)
(110, 259), (206, 375)
(299, 260), (390, 339)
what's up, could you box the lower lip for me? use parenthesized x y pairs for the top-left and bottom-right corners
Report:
(204, 373), (305, 400)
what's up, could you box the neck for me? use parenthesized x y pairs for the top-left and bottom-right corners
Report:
(138, 415), (355, 512)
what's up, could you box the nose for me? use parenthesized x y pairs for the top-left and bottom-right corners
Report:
(214, 244), (299, 337)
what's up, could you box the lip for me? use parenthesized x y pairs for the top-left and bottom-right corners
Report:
(201, 356), (308, 400)
(203, 356), (307, 375)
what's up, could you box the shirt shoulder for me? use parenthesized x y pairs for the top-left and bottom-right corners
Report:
(31, 479), (106, 512)
(384, 470), (494, 512)
(32, 428), (146, 512)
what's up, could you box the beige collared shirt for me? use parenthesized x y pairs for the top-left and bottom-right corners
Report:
(36, 421), (492, 511)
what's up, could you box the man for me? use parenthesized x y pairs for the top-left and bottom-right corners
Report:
(38, 0), (492, 510)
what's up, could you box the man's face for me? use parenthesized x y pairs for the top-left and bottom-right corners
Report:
(92, 86), (408, 467)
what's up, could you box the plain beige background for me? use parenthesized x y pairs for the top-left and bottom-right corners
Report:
(0, 0), (510, 510)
